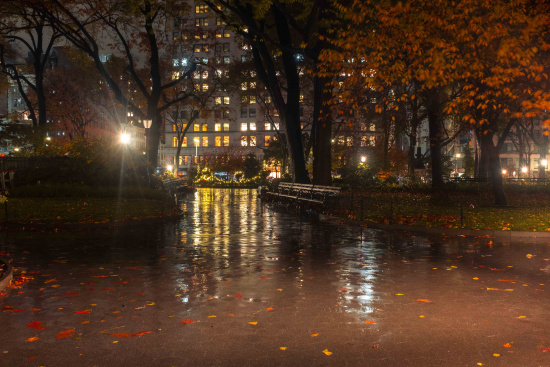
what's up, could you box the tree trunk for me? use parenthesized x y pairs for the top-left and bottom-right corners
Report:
(425, 90), (444, 190)
(479, 132), (507, 206)
(311, 75), (332, 185)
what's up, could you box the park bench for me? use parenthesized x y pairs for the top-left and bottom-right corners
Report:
(266, 182), (341, 207)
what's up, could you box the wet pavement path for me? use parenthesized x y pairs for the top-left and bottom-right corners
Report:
(1, 188), (550, 366)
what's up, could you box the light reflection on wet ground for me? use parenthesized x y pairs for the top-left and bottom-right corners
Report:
(0, 188), (550, 366)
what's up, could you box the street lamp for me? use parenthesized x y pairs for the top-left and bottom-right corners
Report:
(361, 156), (367, 163)
(455, 153), (461, 176)
(120, 132), (131, 145)
(502, 169), (507, 175)
(143, 119), (152, 186)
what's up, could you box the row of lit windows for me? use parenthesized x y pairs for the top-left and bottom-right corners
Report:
(173, 122), (279, 132)
(336, 136), (376, 147)
(172, 135), (273, 147)
(195, 17), (228, 27)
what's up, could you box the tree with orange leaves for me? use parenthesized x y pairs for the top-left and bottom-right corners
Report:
(321, 0), (550, 205)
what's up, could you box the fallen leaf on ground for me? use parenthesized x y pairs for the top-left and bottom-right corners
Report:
(181, 319), (195, 325)
(364, 320), (375, 324)
(322, 349), (333, 356)
(56, 329), (75, 339)
(26, 336), (39, 342)
(280, 347), (287, 350)
(26, 321), (45, 330)
(266, 307), (274, 311)
(503, 343), (512, 348)
(74, 310), (91, 314)
(248, 322), (257, 325)
(416, 299), (432, 303)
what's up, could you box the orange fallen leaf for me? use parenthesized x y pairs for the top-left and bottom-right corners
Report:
(181, 319), (195, 325)
(322, 349), (333, 356)
(266, 307), (274, 311)
(56, 329), (75, 339)
(340, 288), (349, 292)
(503, 343), (512, 348)
(234, 294), (243, 298)
(26, 336), (39, 342)
(259, 276), (270, 279)
(74, 310), (91, 314)
(134, 330), (151, 336)
(110, 333), (132, 338)
(364, 320), (376, 324)
(311, 333), (319, 337)
(416, 299), (432, 303)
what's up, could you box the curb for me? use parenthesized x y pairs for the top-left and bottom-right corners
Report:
(0, 258), (13, 292)
(321, 215), (550, 242)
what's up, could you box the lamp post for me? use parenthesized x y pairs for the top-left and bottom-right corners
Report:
(143, 119), (152, 186)
(540, 158), (547, 179)
(455, 153), (461, 177)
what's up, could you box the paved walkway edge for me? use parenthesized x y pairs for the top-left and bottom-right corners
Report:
(321, 215), (550, 242)
(0, 258), (12, 292)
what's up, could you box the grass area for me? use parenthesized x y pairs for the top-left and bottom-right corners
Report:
(0, 197), (179, 225)
(334, 186), (550, 232)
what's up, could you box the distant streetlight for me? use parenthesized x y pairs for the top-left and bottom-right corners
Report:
(14, 148), (19, 152)
(166, 164), (173, 173)
(361, 156), (367, 163)
(455, 153), (461, 176)
(45, 136), (51, 141)
(120, 132), (131, 145)
(542, 159), (548, 167)
(521, 166), (528, 174)
(502, 169), (507, 175)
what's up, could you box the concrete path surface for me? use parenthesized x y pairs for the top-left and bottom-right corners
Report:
(0, 188), (549, 366)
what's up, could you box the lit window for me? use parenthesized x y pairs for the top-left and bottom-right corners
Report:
(172, 124), (177, 132)
(250, 82), (256, 89)
(215, 136), (221, 146)
(202, 123), (208, 131)
(193, 71), (200, 79)
(223, 96), (230, 104)
(173, 59), (180, 67)
(223, 136), (229, 146)
(195, 5), (208, 13)
(347, 137), (353, 146)
(241, 96), (248, 104)
(223, 123), (229, 131)
(223, 56), (230, 64)
(241, 123), (248, 131)
(369, 124), (375, 131)
(241, 55), (247, 62)
(215, 97), (222, 105)
(182, 58), (188, 66)
(369, 136), (376, 145)
(202, 70), (209, 78)
(173, 137), (178, 147)
(241, 82), (247, 91)
(223, 29), (230, 37)
(241, 136), (248, 146)
(250, 96), (256, 104)
(202, 84), (209, 91)
(182, 137), (187, 147)
(361, 123), (367, 131)
(194, 124), (200, 131)
(299, 94), (304, 102)
(264, 136), (271, 146)
(215, 123), (221, 131)
(250, 136), (256, 146)
(194, 44), (201, 53)
(196, 18), (208, 26)
(249, 122), (256, 131)
(361, 136), (367, 147)
(264, 123), (271, 130)
(274, 123), (280, 130)
(338, 136), (344, 145)
(202, 136), (208, 147)
(216, 30), (222, 38)
(216, 18), (226, 26)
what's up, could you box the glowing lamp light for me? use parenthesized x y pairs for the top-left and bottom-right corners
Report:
(166, 165), (173, 172)
(521, 166), (528, 173)
(542, 159), (548, 167)
(361, 156), (367, 163)
(120, 133), (131, 144)
(456, 153), (461, 158)
(502, 169), (507, 175)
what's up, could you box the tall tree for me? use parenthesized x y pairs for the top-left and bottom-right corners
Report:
(0, 1), (61, 126)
